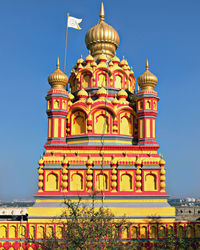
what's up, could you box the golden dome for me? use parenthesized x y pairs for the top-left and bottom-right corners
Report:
(85, 52), (94, 62)
(160, 158), (166, 165)
(48, 57), (68, 90)
(85, 2), (120, 60)
(77, 55), (84, 64)
(97, 87), (107, 96)
(117, 89), (128, 99)
(111, 55), (120, 64)
(77, 89), (88, 98)
(38, 154), (44, 165)
(137, 59), (158, 91)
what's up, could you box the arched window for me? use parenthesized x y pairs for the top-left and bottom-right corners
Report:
(96, 174), (108, 191)
(46, 173), (59, 191)
(120, 114), (133, 136)
(47, 225), (54, 237)
(121, 225), (129, 239)
(95, 115), (109, 134)
(115, 75), (122, 88)
(144, 174), (157, 191)
(130, 226), (138, 239)
(37, 225), (45, 239)
(0, 225), (7, 238)
(98, 74), (107, 87)
(9, 225), (17, 238)
(71, 111), (85, 135)
(159, 226), (166, 238)
(177, 225), (184, 238)
(149, 225), (157, 239)
(29, 225), (35, 239)
(120, 174), (133, 191)
(70, 173), (84, 191)
(82, 75), (91, 88)
(140, 226), (147, 239)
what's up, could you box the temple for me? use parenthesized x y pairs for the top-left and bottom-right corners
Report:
(1, 3), (200, 247)
(29, 2), (175, 223)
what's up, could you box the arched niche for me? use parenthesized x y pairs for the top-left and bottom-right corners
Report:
(0, 225), (7, 238)
(46, 172), (59, 191)
(81, 74), (91, 88)
(97, 73), (108, 87)
(177, 225), (184, 238)
(37, 225), (45, 239)
(94, 111), (111, 134)
(71, 111), (86, 135)
(115, 75), (122, 89)
(56, 226), (63, 239)
(158, 225), (166, 238)
(130, 226), (138, 239)
(186, 225), (194, 238)
(121, 225), (129, 239)
(29, 225), (35, 239)
(146, 100), (151, 109)
(95, 173), (108, 191)
(140, 226), (147, 239)
(144, 173), (157, 191)
(120, 174), (133, 191)
(19, 225), (26, 238)
(149, 225), (157, 239)
(54, 99), (60, 109)
(47, 225), (54, 237)
(9, 225), (17, 238)
(119, 112), (133, 136)
(70, 173), (84, 191)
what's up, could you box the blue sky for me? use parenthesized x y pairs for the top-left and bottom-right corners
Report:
(0, 0), (200, 200)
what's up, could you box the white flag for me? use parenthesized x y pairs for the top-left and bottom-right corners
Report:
(68, 16), (82, 30)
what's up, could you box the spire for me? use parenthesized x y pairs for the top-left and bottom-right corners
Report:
(100, 2), (105, 22)
(56, 57), (60, 69)
(145, 58), (149, 71)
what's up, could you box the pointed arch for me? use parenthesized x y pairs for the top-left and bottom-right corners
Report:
(46, 172), (59, 191)
(70, 173), (84, 191)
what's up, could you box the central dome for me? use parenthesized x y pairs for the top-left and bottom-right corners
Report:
(85, 3), (120, 60)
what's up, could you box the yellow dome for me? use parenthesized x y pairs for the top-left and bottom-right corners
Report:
(137, 59), (158, 91)
(85, 3), (119, 60)
(77, 55), (84, 64)
(85, 52), (94, 62)
(97, 87), (107, 96)
(77, 89), (88, 98)
(160, 158), (166, 165)
(48, 57), (68, 90)
(117, 89), (128, 99)
(111, 55), (120, 64)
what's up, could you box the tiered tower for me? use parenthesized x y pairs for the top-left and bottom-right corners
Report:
(29, 3), (175, 223)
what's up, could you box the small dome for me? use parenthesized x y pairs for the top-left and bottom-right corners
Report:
(98, 54), (107, 62)
(117, 89), (128, 99)
(160, 158), (166, 165)
(112, 95), (119, 105)
(38, 155), (44, 165)
(77, 89), (88, 99)
(85, 52), (94, 63)
(120, 56), (128, 67)
(48, 58), (68, 90)
(137, 59), (158, 91)
(111, 55), (120, 64)
(85, 3), (119, 59)
(87, 95), (94, 105)
(97, 87), (107, 96)
(77, 55), (84, 64)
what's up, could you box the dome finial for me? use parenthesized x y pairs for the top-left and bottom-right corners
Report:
(100, 2), (105, 22)
(145, 58), (149, 71)
(56, 57), (60, 69)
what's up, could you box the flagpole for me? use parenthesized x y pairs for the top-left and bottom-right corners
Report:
(64, 13), (69, 74)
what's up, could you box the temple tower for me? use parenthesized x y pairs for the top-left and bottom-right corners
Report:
(28, 3), (175, 223)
